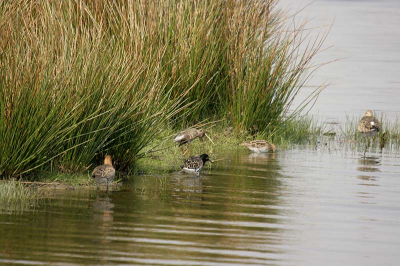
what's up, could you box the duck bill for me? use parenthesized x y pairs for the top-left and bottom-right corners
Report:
(209, 159), (214, 163)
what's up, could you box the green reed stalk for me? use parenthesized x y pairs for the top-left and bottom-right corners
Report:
(0, 1), (188, 178)
(0, 180), (41, 213)
(0, 0), (329, 179)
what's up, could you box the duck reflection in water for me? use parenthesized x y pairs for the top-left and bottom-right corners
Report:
(243, 152), (277, 170)
(170, 172), (204, 202)
(357, 156), (381, 183)
(248, 152), (276, 160)
(91, 192), (115, 245)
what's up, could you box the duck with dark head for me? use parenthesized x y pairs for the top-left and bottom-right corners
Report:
(181, 153), (213, 175)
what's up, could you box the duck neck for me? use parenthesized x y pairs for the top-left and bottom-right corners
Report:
(104, 156), (113, 166)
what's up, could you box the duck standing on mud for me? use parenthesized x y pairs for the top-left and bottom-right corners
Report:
(92, 155), (115, 191)
(174, 128), (206, 158)
(181, 154), (213, 175)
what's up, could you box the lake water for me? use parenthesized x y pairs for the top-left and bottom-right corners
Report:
(1, 145), (400, 266)
(2, 0), (400, 265)
(279, 0), (400, 122)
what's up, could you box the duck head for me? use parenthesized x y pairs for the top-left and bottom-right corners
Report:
(104, 155), (113, 166)
(365, 110), (374, 116)
(199, 154), (213, 164)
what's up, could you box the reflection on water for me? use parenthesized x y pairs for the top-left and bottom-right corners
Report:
(279, 146), (399, 266)
(91, 192), (115, 264)
(1, 146), (400, 265)
(357, 156), (381, 183)
(2, 0), (400, 264)
(92, 192), (115, 241)
(247, 152), (277, 162)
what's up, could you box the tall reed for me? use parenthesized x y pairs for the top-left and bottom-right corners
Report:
(107, 0), (328, 132)
(0, 1), (186, 178)
(0, 0), (328, 179)
(0, 180), (41, 213)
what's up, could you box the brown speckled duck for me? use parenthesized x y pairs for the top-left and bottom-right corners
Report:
(92, 155), (115, 191)
(357, 110), (380, 137)
(181, 154), (213, 175)
(240, 140), (276, 153)
(358, 110), (381, 157)
(174, 128), (206, 158)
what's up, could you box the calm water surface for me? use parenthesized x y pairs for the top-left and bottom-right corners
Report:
(280, 0), (400, 122)
(1, 145), (400, 265)
(2, 1), (400, 265)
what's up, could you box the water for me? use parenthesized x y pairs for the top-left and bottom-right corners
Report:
(279, 0), (400, 122)
(2, 1), (400, 265)
(1, 145), (400, 265)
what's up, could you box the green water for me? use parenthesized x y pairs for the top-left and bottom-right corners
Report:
(1, 147), (399, 265)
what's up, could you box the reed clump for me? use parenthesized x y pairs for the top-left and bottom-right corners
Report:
(0, 0), (328, 179)
(0, 180), (41, 213)
(0, 1), (186, 178)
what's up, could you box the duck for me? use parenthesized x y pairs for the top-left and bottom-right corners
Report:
(92, 155), (115, 191)
(240, 140), (276, 153)
(357, 110), (380, 137)
(357, 110), (381, 158)
(174, 128), (206, 158)
(181, 153), (213, 175)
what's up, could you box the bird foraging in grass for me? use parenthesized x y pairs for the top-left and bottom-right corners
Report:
(92, 155), (115, 191)
(181, 154), (213, 175)
(174, 128), (208, 158)
(240, 140), (276, 153)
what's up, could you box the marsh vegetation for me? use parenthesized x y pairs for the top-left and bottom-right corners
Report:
(0, 180), (41, 213)
(0, 0), (348, 181)
(2, 1), (399, 264)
